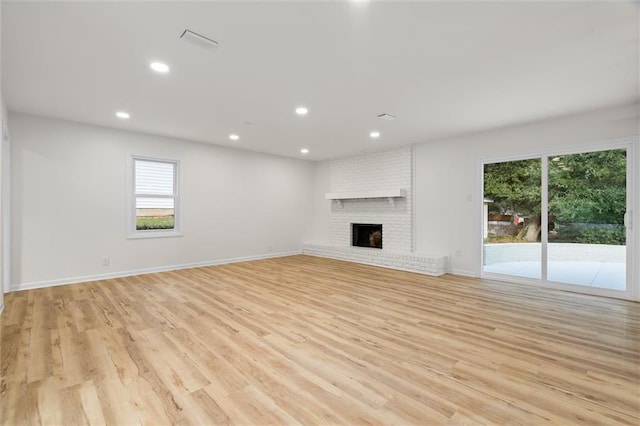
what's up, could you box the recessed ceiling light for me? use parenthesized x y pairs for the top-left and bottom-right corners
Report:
(300, 148), (309, 154)
(150, 62), (170, 73)
(370, 131), (381, 138)
(116, 111), (130, 119)
(295, 107), (308, 116)
(229, 134), (239, 141)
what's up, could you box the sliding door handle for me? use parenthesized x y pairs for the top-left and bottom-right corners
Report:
(624, 211), (632, 229)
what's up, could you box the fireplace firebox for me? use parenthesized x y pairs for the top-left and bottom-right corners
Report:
(352, 223), (383, 249)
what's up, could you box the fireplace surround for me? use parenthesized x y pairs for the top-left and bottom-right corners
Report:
(303, 146), (448, 276)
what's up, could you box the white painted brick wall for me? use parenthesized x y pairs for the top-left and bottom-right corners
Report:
(307, 146), (450, 274)
(329, 146), (413, 252)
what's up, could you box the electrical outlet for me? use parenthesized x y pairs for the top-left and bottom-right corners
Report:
(268, 246), (273, 253)
(455, 249), (462, 257)
(102, 257), (110, 266)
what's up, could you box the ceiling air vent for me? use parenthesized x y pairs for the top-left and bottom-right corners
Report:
(377, 113), (397, 120)
(180, 29), (219, 49)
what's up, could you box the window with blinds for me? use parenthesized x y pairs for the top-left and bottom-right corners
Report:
(133, 158), (178, 232)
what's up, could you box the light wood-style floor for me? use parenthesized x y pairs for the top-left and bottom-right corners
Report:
(1, 255), (639, 425)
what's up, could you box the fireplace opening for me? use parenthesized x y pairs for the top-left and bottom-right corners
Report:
(352, 223), (383, 249)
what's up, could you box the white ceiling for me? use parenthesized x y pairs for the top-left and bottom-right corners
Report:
(2, 1), (639, 160)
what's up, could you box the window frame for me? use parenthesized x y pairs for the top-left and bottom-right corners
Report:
(128, 155), (182, 239)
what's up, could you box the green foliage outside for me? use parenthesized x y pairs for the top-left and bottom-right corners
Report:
(484, 158), (542, 241)
(484, 158), (542, 218)
(552, 223), (626, 245)
(484, 149), (626, 245)
(136, 216), (175, 230)
(548, 150), (626, 225)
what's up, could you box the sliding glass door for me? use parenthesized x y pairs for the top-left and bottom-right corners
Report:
(483, 159), (542, 280)
(483, 147), (630, 294)
(547, 150), (627, 290)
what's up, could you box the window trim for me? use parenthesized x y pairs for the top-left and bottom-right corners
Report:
(128, 155), (182, 239)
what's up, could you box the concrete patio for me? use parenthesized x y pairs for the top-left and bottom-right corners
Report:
(483, 243), (626, 291)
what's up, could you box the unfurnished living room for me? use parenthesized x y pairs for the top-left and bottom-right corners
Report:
(0, 1), (639, 424)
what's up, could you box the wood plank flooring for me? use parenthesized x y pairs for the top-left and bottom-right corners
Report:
(1, 254), (639, 425)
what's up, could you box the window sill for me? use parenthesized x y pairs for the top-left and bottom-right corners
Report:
(127, 230), (183, 240)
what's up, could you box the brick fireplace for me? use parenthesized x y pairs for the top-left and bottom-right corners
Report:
(303, 146), (448, 276)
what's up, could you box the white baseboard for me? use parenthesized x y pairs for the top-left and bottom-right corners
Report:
(449, 269), (478, 278)
(11, 251), (301, 292)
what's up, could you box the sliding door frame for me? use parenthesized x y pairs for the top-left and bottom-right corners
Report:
(480, 137), (635, 300)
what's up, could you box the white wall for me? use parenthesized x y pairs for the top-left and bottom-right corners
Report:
(0, 0), (6, 309)
(8, 103), (640, 298)
(311, 160), (331, 244)
(310, 103), (639, 298)
(413, 102), (639, 297)
(10, 112), (314, 289)
(0, 100), (6, 309)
